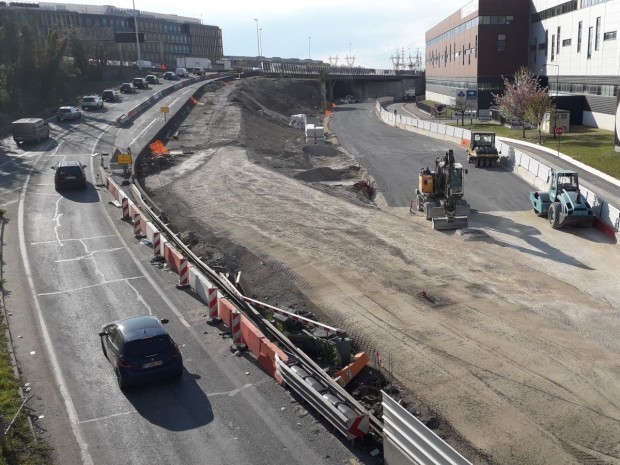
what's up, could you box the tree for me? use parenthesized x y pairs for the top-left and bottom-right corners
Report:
(526, 92), (556, 144)
(492, 66), (544, 138)
(451, 96), (478, 125)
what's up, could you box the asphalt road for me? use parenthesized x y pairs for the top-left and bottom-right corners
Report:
(330, 102), (534, 218)
(4, 79), (361, 465)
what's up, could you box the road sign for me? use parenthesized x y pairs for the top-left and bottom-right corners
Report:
(555, 126), (565, 136)
(161, 63), (167, 71)
(457, 91), (466, 98)
(160, 106), (170, 113)
(117, 153), (133, 164)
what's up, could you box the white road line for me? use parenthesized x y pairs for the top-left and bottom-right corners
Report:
(129, 118), (158, 147)
(37, 276), (145, 296)
(31, 234), (118, 245)
(54, 247), (125, 262)
(169, 96), (181, 107)
(18, 152), (95, 465)
(77, 411), (134, 425)
(209, 381), (266, 397)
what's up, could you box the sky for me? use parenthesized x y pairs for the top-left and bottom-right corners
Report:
(50, 0), (470, 69)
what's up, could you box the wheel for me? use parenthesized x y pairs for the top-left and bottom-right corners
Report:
(115, 368), (127, 389)
(417, 196), (424, 212)
(548, 202), (561, 229)
(424, 202), (432, 220)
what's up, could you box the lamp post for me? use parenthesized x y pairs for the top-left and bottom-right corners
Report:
(259, 28), (263, 56)
(132, 0), (142, 74)
(254, 19), (260, 57)
(542, 63), (560, 139)
(308, 36), (311, 59)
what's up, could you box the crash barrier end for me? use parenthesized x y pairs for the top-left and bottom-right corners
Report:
(594, 217), (617, 240)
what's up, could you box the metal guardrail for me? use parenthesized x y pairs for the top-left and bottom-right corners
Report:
(382, 392), (472, 465)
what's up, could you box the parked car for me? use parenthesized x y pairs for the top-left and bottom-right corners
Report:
(192, 67), (204, 75)
(102, 89), (120, 102)
(145, 74), (160, 84)
(81, 95), (103, 110)
(52, 160), (87, 190)
(132, 77), (149, 89)
(99, 315), (183, 388)
(11, 118), (50, 145)
(120, 83), (137, 94)
(56, 106), (81, 121)
(163, 71), (178, 80)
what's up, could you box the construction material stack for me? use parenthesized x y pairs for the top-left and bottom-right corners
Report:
(289, 114), (307, 130)
(412, 149), (470, 230)
(530, 169), (594, 229)
(305, 123), (325, 144)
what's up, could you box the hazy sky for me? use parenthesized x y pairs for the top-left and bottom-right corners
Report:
(51, 0), (469, 68)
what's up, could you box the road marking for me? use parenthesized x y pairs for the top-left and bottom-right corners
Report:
(208, 382), (265, 397)
(54, 247), (125, 262)
(37, 276), (145, 296)
(129, 118), (158, 147)
(18, 152), (95, 465)
(169, 96), (181, 107)
(30, 234), (118, 245)
(77, 411), (134, 425)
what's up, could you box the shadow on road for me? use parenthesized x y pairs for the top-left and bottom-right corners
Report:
(124, 370), (213, 431)
(57, 183), (101, 203)
(473, 211), (602, 269)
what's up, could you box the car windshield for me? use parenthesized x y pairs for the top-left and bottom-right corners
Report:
(83, 98), (94, 102)
(59, 108), (71, 113)
(58, 166), (82, 176)
(124, 336), (172, 357)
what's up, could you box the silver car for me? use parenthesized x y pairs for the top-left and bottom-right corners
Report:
(56, 106), (82, 121)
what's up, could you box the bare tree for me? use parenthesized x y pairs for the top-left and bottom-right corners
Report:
(493, 66), (545, 138)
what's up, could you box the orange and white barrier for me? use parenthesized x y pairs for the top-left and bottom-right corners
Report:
(133, 212), (142, 236)
(178, 258), (190, 288)
(231, 309), (242, 345)
(333, 352), (369, 387)
(121, 197), (130, 219)
(152, 231), (161, 257)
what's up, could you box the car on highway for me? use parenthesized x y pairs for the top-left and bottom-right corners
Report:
(145, 74), (160, 84)
(99, 315), (183, 389)
(120, 82), (137, 94)
(192, 67), (204, 75)
(53, 160), (87, 190)
(81, 95), (103, 110)
(56, 106), (81, 121)
(132, 77), (149, 89)
(163, 71), (178, 80)
(102, 89), (120, 102)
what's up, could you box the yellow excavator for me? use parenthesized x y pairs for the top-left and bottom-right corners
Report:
(411, 149), (470, 230)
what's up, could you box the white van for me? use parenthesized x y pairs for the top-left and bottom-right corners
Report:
(175, 67), (189, 78)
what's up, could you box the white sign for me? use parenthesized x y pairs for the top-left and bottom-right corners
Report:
(461, 0), (479, 19)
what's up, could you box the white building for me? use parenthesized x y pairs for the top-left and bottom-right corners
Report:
(529, 0), (620, 130)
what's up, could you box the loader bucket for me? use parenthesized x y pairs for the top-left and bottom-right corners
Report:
(432, 216), (469, 230)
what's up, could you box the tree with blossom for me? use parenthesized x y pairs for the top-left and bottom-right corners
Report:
(492, 66), (552, 139)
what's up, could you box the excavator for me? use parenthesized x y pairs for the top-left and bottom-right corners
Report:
(411, 149), (470, 230)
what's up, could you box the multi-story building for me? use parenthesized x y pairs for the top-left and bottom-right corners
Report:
(427, 0), (620, 130)
(0, 2), (223, 69)
(425, 0), (531, 110)
(530, 0), (620, 130)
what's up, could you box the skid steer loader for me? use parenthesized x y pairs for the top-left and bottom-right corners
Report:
(411, 149), (470, 230)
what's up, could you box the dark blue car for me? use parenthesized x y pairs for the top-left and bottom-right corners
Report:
(99, 316), (183, 389)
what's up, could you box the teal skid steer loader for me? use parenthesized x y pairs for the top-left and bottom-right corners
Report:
(530, 169), (594, 229)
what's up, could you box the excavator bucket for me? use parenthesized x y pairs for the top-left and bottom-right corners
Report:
(432, 215), (469, 230)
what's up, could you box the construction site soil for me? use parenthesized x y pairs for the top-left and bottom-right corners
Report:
(142, 78), (620, 465)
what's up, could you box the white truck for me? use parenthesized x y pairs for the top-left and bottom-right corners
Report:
(176, 57), (212, 70)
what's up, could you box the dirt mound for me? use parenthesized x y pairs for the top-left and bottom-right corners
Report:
(238, 78), (323, 117)
(294, 166), (361, 182)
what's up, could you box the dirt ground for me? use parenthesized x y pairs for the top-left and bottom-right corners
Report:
(143, 78), (620, 465)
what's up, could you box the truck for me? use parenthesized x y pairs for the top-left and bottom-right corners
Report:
(403, 88), (416, 101)
(530, 169), (594, 229)
(12, 118), (50, 145)
(411, 149), (470, 230)
(176, 57), (212, 71)
(466, 132), (500, 168)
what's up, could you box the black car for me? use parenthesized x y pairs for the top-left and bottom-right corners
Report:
(163, 71), (178, 80)
(99, 316), (183, 389)
(120, 83), (136, 94)
(53, 160), (87, 190)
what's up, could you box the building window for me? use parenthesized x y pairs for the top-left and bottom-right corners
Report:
(497, 34), (506, 52)
(562, 39), (572, 46)
(604, 31), (617, 41)
(577, 21), (582, 52)
(588, 26), (593, 58)
(595, 17), (601, 50)
(551, 34), (555, 60)
(557, 27), (561, 54)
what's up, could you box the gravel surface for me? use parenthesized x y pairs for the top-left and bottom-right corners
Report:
(143, 77), (620, 465)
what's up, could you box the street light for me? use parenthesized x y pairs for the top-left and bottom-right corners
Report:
(132, 0), (142, 74)
(542, 63), (560, 138)
(308, 36), (311, 59)
(254, 19), (260, 57)
(259, 28), (263, 56)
